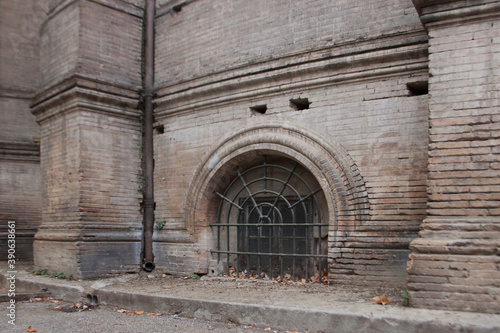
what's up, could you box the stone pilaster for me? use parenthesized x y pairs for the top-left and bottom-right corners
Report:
(31, 0), (145, 278)
(408, 0), (500, 313)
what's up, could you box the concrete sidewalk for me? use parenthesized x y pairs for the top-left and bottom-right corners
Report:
(1, 264), (499, 333)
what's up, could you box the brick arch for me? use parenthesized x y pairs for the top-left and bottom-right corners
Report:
(185, 122), (369, 240)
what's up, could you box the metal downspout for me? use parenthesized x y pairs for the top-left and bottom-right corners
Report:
(142, 0), (155, 272)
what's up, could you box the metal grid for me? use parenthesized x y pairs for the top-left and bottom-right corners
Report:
(210, 157), (328, 281)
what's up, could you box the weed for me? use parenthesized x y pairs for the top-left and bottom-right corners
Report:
(155, 219), (166, 230)
(401, 291), (410, 306)
(33, 268), (48, 276)
(188, 273), (200, 280)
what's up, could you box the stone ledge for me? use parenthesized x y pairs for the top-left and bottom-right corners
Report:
(412, 0), (500, 24)
(0, 141), (40, 162)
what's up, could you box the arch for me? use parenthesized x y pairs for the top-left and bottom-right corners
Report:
(185, 121), (369, 241)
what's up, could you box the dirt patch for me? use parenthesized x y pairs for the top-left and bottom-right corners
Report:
(106, 272), (409, 311)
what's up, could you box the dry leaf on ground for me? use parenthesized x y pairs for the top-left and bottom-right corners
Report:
(373, 293), (391, 305)
(147, 313), (163, 317)
(116, 309), (127, 313)
(27, 326), (37, 332)
(135, 311), (144, 315)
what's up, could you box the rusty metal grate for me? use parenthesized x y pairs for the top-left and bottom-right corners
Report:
(210, 156), (328, 281)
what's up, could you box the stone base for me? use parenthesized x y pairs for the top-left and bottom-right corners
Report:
(407, 216), (500, 314)
(34, 240), (141, 279)
(0, 234), (35, 260)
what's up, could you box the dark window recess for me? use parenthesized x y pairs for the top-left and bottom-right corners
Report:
(250, 104), (267, 115)
(290, 98), (310, 110)
(407, 81), (429, 96)
(170, 0), (193, 14)
(211, 157), (327, 282)
(154, 124), (165, 134)
(238, 198), (313, 274)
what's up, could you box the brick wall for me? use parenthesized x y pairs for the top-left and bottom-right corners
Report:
(155, 0), (423, 88)
(152, 0), (429, 287)
(408, 0), (500, 313)
(0, 0), (50, 259)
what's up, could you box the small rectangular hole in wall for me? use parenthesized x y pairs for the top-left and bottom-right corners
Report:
(290, 98), (310, 110)
(250, 104), (267, 115)
(172, 4), (183, 13)
(154, 124), (165, 134)
(407, 81), (428, 96)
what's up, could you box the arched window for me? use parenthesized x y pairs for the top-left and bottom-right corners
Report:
(211, 156), (328, 281)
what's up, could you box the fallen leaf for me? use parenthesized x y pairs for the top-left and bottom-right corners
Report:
(147, 313), (163, 317)
(116, 309), (128, 313)
(27, 326), (37, 332)
(52, 306), (62, 310)
(264, 328), (272, 332)
(147, 275), (155, 279)
(373, 293), (391, 306)
(135, 311), (144, 315)
(126, 312), (135, 316)
(78, 304), (91, 312)
(244, 325), (255, 329)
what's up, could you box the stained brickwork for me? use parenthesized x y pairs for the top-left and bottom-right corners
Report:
(0, 0), (49, 258)
(408, 0), (500, 313)
(1, 0), (498, 314)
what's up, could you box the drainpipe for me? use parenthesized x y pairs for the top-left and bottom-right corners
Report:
(142, 0), (155, 272)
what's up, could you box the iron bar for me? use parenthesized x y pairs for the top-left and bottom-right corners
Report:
(215, 191), (243, 210)
(288, 188), (323, 209)
(237, 170), (264, 218)
(264, 163), (298, 220)
(211, 250), (328, 258)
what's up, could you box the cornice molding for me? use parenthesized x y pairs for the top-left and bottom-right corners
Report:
(34, 220), (142, 242)
(154, 31), (428, 119)
(412, 0), (500, 24)
(31, 74), (141, 123)
(0, 141), (40, 162)
(46, 0), (142, 23)
(0, 88), (34, 100)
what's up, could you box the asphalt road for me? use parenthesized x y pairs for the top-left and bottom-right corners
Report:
(1, 300), (281, 333)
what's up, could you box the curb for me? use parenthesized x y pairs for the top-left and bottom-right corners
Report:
(2, 270), (499, 333)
